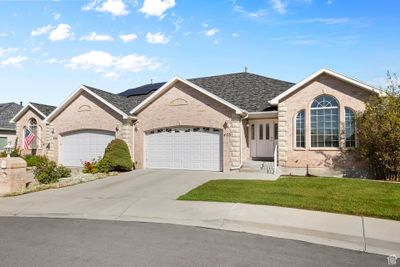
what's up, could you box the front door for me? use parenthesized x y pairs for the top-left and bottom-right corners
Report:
(249, 120), (278, 158)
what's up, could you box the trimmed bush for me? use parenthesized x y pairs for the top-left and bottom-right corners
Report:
(34, 160), (71, 184)
(102, 139), (133, 171)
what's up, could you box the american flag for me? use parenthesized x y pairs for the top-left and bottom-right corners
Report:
(24, 128), (35, 151)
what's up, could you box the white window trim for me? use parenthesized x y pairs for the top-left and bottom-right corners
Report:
(309, 95), (340, 149)
(294, 110), (306, 149)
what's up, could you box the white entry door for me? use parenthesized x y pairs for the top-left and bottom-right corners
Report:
(145, 127), (222, 171)
(60, 130), (115, 166)
(249, 120), (277, 158)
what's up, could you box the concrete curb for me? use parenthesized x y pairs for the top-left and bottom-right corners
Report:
(3, 202), (399, 257)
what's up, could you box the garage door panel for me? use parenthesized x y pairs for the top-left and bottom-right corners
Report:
(146, 128), (222, 171)
(60, 130), (115, 167)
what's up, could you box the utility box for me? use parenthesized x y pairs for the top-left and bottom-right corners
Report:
(0, 157), (27, 195)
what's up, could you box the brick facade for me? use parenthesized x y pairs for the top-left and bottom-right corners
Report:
(133, 81), (242, 171)
(277, 73), (371, 176)
(15, 109), (47, 156)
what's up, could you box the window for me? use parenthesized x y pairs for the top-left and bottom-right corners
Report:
(251, 124), (255, 140)
(296, 111), (305, 148)
(259, 124), (263, 140)
(310, 95), (339, 147)
(28, 118), (38, 149)
(265, 124), (270, 140)
(345, 108), (356, 147)
(0, 137), (7, 150)
(274, 123), (278, 140)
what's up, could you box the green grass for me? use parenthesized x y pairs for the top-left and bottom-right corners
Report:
(178, 177), (400, 221)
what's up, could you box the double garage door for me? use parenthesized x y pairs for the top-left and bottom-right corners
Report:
(146, 128), (222, 171)
(60, 130), (115, 166)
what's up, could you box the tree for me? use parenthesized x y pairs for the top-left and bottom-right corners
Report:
(356, 72), (400, 181)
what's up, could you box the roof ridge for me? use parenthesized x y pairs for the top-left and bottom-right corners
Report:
(29, 101), (57, 108)
(84, 84), (129, 98)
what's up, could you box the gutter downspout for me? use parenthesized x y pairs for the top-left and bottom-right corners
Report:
(230, 112), (249, 171)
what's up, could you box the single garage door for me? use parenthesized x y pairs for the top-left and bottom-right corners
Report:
(60, 130), (115, 166)
(145, 127), (222, 171)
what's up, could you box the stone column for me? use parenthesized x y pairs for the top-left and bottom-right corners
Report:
(0, 157), (27, 195)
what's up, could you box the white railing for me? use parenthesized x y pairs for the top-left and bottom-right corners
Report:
(273, 144), (278, 174)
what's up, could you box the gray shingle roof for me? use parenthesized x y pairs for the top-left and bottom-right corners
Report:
(85, 72), (294, 115)
(30, 102), (57, 117)
(119, 72), (294, 112)
(84, 85), (139, 114)
(188, 72), (294, 112)
(0, 102), (23, 130)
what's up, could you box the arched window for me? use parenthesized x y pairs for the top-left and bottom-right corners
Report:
(345, 108), (356, 147)
(28, 118), (38, 149)
(310, 95), (339, 147)
(295, 111), (305, 148)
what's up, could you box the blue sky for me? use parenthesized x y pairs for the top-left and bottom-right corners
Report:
(0, 0), (399, 106)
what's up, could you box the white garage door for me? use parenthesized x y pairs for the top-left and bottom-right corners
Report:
(146, 128), (222, 171)
(60, 130), (115, 166)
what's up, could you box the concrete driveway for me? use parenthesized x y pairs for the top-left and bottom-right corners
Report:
(0, 169), (223, 218)
(0, 169), (398, 256)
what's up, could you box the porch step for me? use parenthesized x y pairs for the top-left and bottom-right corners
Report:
(240, 161), (279, 175)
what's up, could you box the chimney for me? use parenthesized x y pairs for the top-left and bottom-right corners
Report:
(20, 101), (23, 106)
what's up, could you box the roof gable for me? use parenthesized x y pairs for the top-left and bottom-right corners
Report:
(45, 85), (134, 123)
(130, 76), (246, 115)
(122, 72), (294, 112)
(269, 68), (384, 105)
(10, 102), (51, 123)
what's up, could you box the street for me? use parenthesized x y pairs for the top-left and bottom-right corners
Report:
(0, 217), (385, 267)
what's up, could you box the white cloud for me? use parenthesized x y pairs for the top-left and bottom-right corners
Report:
(0, 47), (18, 57)
(53, 13), (61, 20)
(232, 32), (239, 38)
(204, 28), (219, 37)
(66, 50), (160, 78)
(1, 56), (27, 67)
(45, 58), (64, 64)
(140, 0), (175, 17)
(80, 32), (114, 41)
(119, 33), (138, 43)
(233, 5), (268, 19)
(104, 71), (120, 79)
(297, 17), (349, 25)
(49, 24), (74, 41)
(31, 25), (53, 37)
(146, 32), (170, 44)
(67, 51), (114, 71)
(270, 0), (286, 14)
(116, 54), (160, 71)
(83, 0), (129, 16)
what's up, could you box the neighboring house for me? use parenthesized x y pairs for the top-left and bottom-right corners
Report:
(11, 102), (56, 156)
(0, 102), (23, 151)
(12, 68), (383, 177)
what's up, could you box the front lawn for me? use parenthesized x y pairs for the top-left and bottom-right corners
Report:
(178, 177), (400, 221)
